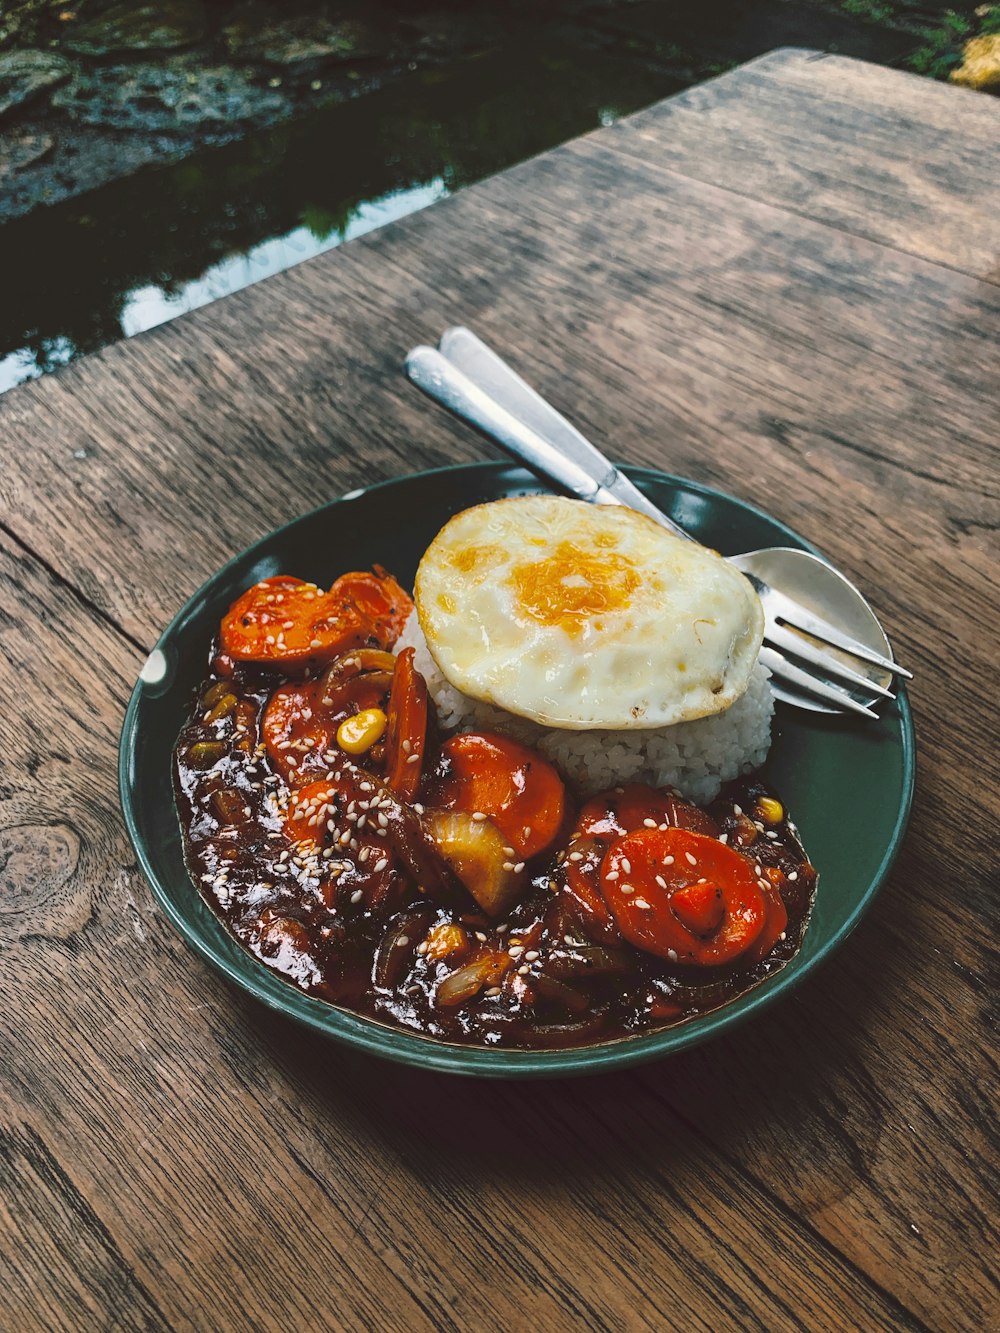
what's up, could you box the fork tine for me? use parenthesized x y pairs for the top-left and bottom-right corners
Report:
(764, 587), (912, 678)
(764, 624), (896, 700)
(759, 648), (881, 719)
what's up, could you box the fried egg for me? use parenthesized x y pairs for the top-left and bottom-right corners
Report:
(414, 496), (764, 730)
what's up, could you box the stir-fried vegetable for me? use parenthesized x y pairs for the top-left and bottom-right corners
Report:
(430, 732), (566, 860)
(599, 827), (769, 966)
(220, 570), (412, 669)
(384, 647), (428, 801)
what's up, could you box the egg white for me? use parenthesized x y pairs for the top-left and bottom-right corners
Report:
(415, 496), (764, 729)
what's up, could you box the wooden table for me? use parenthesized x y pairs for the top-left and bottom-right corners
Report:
(2, 48), (998, 1332)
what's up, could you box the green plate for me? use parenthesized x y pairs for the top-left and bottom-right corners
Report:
(119, 463), (915, 1077)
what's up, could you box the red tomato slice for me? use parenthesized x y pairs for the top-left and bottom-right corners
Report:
(384, 648), (428, 801)
(432, 732), (566, 861)
(600, 827), (767, 967)
(220, 570), (413, 670)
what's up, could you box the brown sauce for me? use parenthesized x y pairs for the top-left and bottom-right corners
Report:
(173, 650), (816, 1050)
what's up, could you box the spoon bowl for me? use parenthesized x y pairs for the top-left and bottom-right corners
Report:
(729, 548), (893, 712)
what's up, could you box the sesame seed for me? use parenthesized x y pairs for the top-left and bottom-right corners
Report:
(350, 890), (363, 904)
(620, 885), (634, 895)
(719, 833), (728, 844)
(496, 924), (509, 934)
(667, 948), (678, 962)
(684, 852), (697, 866)
(502, 861), (515, 872)
(507, 946), (524, 958)
(524, 950), (539, 962)
(485, 986), (502, 997)
(663, 856), (674, 866)
(358, 846), (370, 863)
(733, 804), (743, 816)
(621, 857), (632, 874)
(416, 941), (428, 955)
(475, 931), (487, 943)
(513, 862), (525, 874)
(634, 898), (651, 909)
(472, 811), (488, 822)
(406, 753), (420, 764)
(373, 857), (389, 873)
(643, 818), (658, 828)
(517, 965), (530, 975)
(605, 870), (619, 881)
(396, 936), (409, 948)
(402, 739), (411, 753)
(502, 846), (516, 857)
(655, 875), (667, 889)
(788, 871), (798, 881)
(378, 812), (389, 828)
(413, 803), (424, 815)
(568, 851), (584, 862)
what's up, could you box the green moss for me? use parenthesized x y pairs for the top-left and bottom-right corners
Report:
(906, 6), (1000, 79)
(841, 0), (897, 25)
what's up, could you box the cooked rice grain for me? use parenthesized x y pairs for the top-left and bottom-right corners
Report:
(396, 611), (772, 804)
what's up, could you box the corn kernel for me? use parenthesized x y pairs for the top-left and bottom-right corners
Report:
(755, 796), (784, 825)
(336, 708), (387, 754)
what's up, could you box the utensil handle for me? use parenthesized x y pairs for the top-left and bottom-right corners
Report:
(405, 346), (626, 507)
(436, 327), (687, 537)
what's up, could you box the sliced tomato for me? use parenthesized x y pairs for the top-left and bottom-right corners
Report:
(384, 648), (428, 801)
(430, 732), (566, 861)
(576, 783), (719, 841)
(220, 569), (413, 670)
(600, 827), (767, 967)
(262, 679), (340, 786)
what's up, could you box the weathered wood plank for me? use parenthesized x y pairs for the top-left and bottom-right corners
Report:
(0, 534), (934, 1331)
(607, 47), (1000, 281)
(2, 52), (998, 1332)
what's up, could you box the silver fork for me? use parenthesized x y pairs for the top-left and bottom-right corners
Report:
(405, 328), (911, 719)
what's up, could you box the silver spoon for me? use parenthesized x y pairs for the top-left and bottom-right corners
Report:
(405, 328), (910, 717)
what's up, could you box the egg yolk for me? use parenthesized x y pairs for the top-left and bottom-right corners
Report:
(510, 541), (640, 635)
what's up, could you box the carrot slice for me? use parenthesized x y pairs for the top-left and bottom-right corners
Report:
(600, 827), (767, 967)
(262, 679), (340, 786)
(220, 570), (413, 670)
(384, 648), (428, 801)
(576, 783), (719, 840)
(331, 567), (413, 649)
(432, 732), (566, 861)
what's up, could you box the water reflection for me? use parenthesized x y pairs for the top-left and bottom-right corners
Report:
(0, 40), (670, 392)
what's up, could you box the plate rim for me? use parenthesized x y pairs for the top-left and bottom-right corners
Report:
(119, 462), (916, 1078)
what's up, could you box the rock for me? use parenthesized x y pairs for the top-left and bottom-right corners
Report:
(0, 128), (53, 181)
(62, 1), (207, 57)
(222, 10), (386, 66)
(51, 58), (289, 131)
(0, 49), (73, 121)
(951, 33), (1000, 91)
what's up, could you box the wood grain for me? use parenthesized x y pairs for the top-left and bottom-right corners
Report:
(1, 50), (999, 1332)
(608, 47), (1000, 282)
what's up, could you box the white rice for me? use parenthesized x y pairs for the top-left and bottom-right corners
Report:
(396, 611), (773, 805)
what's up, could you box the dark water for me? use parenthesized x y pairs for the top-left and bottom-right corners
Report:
(0, 3), (979, 392)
